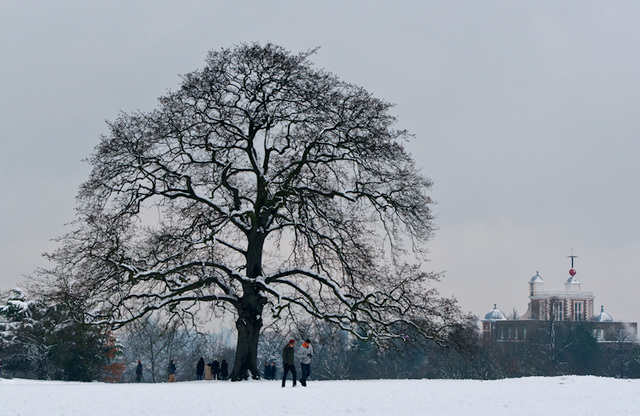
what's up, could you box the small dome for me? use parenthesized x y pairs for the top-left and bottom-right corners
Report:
(529, 272), (544, 284)
(594, 305), (613, 322)
(484, 304), (507, 321)
(565, 275), (581, 292)
(565, 275), (581, 284)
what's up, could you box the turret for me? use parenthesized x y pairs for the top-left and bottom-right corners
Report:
(565, 264), (581, 292)
(594, 305), (613, 322)
(483, 304), (507, 321)
(565, 275), (581, 292)
(529, 272), (544, 296)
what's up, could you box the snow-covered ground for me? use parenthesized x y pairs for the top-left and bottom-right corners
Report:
(1, 376), (638, 415)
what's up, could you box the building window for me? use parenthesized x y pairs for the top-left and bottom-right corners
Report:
(574, 302), (583, 321)
(523, 328), (527, 339)
(553, 301), (564, 321)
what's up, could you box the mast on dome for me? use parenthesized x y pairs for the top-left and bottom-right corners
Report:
(568, 248), (578, 276)
(565, 249), (581, 292)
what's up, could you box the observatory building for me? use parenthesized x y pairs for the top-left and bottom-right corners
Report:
(482, 254), (637, 344)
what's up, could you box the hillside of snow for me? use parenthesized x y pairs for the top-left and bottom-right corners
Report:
(1, 376), (638, 415)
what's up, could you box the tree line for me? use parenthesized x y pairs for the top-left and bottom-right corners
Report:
(2, 288), (639, 382)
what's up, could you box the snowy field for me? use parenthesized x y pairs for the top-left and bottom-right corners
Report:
(1, 376), (639, 416)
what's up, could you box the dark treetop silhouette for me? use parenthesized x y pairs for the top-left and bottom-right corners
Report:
(41, 43), (463, 380)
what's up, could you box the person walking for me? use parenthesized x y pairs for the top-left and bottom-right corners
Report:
(205, 360), (213, 380)
(220, 359), (229, 380)
(135, 359), (143, 383)
(196, 357), (205, 380)
(299, 339), (313, 387)
(264, 361), (270, 380)
(167, 360), (177, 382)
(281, 339), (297, 387)
(210, 359), (220, 380)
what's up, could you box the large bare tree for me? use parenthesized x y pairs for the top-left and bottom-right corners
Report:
(42, 43), (463, 380)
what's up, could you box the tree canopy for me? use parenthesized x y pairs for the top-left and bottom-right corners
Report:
(41, 43), (463, 380)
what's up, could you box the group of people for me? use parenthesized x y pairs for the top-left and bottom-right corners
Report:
(132, 338), (313, 385)
(133, 358), (229, 382)
(263, 361), (277, 380)
(136, 359), (179, 382)
(196, 357), (228, 381)
(281, 338), (314, 387)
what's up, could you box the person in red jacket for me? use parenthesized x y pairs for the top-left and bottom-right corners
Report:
(299, 339), (314, 387)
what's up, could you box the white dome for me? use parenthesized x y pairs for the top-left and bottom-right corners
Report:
(594, 305), (613, 322)
(565, 275), (581, 284)
(565, 275), (581, 292)
(484, 304), (507, 321)
(529, 272), (544, 284)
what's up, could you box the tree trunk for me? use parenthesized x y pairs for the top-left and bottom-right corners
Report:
(230, 312), (262, 380)
(230, 284), (266, 380)
(231, 294), (264, 381)
(230, 206), (267, 380)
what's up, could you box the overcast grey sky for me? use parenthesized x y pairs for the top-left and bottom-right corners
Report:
(1, 1), (639, 323)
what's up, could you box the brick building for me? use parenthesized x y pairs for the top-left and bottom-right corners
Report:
(482, 261), (637, 344)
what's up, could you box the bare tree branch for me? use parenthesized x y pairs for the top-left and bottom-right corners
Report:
(37, 43), (464, 381)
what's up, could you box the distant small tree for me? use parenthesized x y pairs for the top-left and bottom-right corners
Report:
(101, 333), (125, 382)
(562, 323), (600, 375)
(0, 289), (113, 381)
(0, 289), (51, 378)
(422, 317), (486, 379)
(120, 316), (212, 382)
(596, 326), (636, 378)
(257, 328), (284, 375)
(304, 322), (351, 380)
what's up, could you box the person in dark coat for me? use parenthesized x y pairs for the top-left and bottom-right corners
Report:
(167, 360), (177, 382)
(281, 339), (297, 387)
(196, 357), (205, 380)
(220, 359), (229, 380)
(135, 359), (143, 382)
(264, 361), (270, 380)
(270, 361), (277, 380)
(210, 359), (220, 380)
